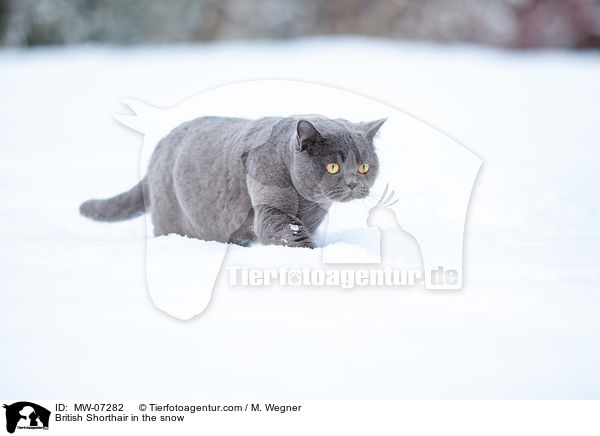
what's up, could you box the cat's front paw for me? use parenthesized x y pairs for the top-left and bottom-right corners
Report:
(254, 206), (316, 248)
(284, 223), (316, 248)
(287, 235), (316, 249)
(262, 224), (316, 248)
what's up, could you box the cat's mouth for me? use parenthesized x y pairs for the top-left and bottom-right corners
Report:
(343, 191), (369, 202)
(325, 187), (369, 202)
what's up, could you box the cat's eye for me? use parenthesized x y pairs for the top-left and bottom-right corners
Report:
(358, 163), (370, 174)
(326, 163), (339, 174)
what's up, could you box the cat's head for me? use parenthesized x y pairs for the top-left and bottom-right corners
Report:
(290, 118), (385, 203)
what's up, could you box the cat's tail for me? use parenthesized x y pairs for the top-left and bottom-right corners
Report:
(79, 181), (146, 222)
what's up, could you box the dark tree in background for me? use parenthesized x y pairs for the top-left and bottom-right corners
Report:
(1, 0), (599, 48)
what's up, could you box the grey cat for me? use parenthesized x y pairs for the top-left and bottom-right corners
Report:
(80, 116), (385, 248)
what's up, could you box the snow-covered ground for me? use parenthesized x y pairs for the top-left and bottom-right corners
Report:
(0, 38), (599, 399)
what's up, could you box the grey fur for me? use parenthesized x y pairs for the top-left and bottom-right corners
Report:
(80, 181), (145, 222)
(80, 116), (385, 248)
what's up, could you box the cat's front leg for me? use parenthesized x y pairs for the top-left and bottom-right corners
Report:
(253, 205), (316, 248)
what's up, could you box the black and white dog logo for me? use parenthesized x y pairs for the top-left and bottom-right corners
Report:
(3, 402), (50, 433)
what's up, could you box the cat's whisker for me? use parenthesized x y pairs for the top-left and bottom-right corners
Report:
(366, 192), (384, 204)
(296, 202), (321, 215)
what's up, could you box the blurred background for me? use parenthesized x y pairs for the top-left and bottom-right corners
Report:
(1, 0), (599, 49)
(2, 0), (600, 402)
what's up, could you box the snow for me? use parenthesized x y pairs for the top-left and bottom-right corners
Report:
(1, 37), (599, 399)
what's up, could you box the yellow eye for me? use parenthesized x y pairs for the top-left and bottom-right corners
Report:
(326, 163), (339, 174)
(358, 163), (370, 174)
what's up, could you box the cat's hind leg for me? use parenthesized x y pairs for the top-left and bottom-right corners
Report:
(227, 208), (257, 246)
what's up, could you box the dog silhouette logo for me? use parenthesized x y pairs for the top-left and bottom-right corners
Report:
(3, 402), (50, 433)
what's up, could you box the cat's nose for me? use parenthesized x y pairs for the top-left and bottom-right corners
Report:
(346, 182), (358, 190)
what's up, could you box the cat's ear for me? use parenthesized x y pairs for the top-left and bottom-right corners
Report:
(364, 118), (387, 142)
(296, 120), (321, 151)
